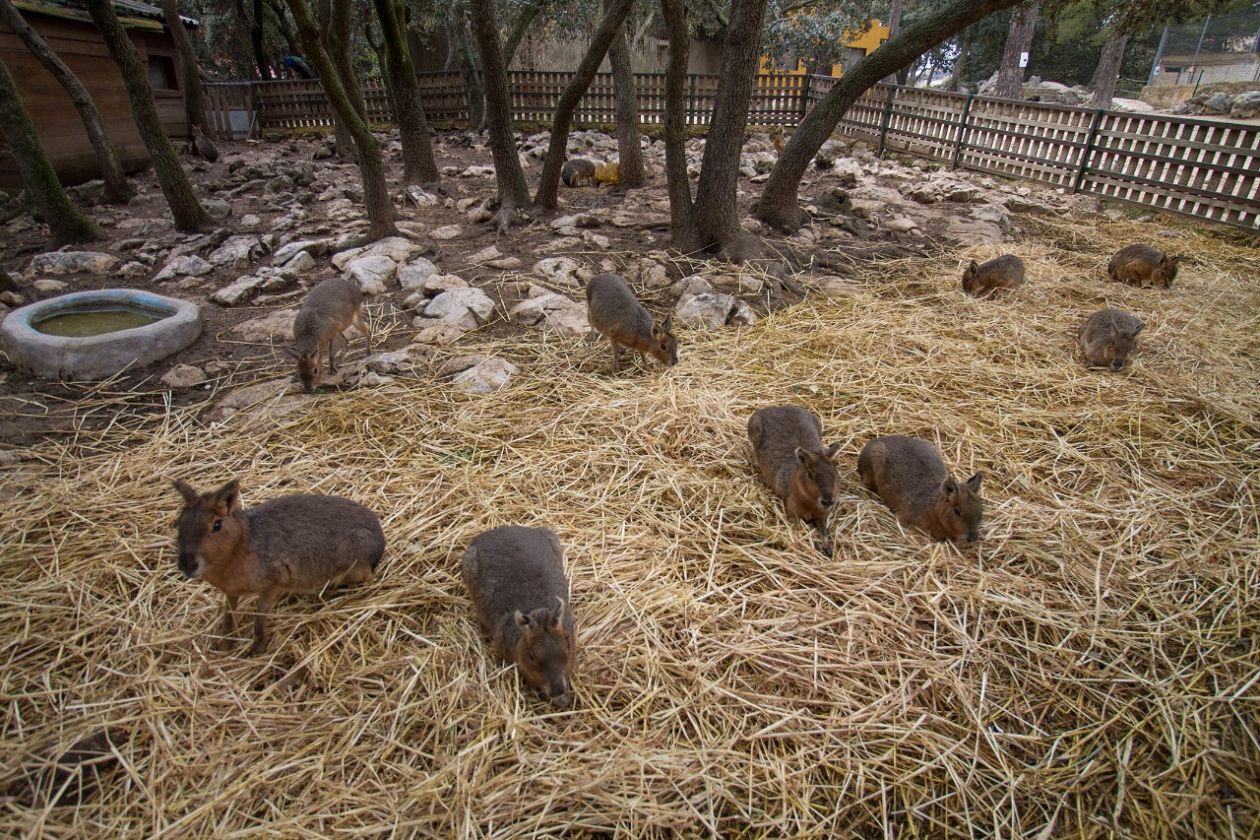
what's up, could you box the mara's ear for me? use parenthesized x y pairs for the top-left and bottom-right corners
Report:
(1131, 321), (1145, 336)
(967, 260), (978, 272)
(661, 315), (673, 334)
(824, 442), (841, 460)
(1165, 254), (1182, 267)
(171, 479), (199, 508)
(284, 345), (300, 359)
(549, 596), (566, 630)
(795, 447), (813, 466)
(965, 472), (983, 492)
(209, 478), (241, 515)
(942, 477), (959, 502)
(514, 610), (534, 631)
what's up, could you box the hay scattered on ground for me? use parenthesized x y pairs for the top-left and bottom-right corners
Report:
(2, 216), (1258, 836)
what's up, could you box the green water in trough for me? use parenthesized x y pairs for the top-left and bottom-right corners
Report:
(34, 307), (168, 338)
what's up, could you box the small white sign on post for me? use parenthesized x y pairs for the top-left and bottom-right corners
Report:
(1019, 51), (1030, 68)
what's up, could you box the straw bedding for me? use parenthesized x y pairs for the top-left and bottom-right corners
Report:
(2, 215), (1258, 837)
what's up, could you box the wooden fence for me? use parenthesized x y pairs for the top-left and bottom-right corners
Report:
(204, 72), (1260, 230)
(812, 79), (1260, 231)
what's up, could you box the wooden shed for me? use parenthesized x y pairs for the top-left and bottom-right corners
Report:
(0, 0), (193, 188)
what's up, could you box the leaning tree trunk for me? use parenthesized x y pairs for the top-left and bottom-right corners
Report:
(84, 0), (209, 231)
(991, 1), (1038, 100)
(468, 0), (530, 211)
(1090, 27), (1130, 108)
(533, 0), (634, 209)
(753, 0), (1025, 233)
(285, 0), (398, 241)
(947, 26), (973, 92)
(0, 56), (99, 243)
(502, 0), (544, 68)
(322, 0), (368, 158)
(371, 0), (440, 184)
(881, 0), (902, 84)
(0, 0), (133, 203)
(659, 0), (695, 246)
(159, 0), (211, 140)
(364, 22), (400, 121)
(687, 0), (769, 256)
(606, 0), (644, 188)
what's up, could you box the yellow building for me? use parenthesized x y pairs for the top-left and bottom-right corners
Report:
(759, 19), (891, 77)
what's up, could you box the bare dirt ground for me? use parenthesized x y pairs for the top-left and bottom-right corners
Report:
(0, 127), (1161, 448)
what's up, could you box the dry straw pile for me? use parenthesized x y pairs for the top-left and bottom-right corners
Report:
(2, 216), (1257, 837)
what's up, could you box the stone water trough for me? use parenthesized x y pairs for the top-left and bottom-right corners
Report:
(2, 289), (202, 381)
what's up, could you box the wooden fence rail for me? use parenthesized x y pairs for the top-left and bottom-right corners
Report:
(204, 72), (1260, 231)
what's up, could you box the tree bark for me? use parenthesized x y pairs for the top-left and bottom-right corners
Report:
(606, 0), (644, 187)
(753, 0), (1025, 233)
(947, 26), (972, 92)
(158, 0), (211, 140)
(659, 0), (695, 246)
(502, 0), (544, 69)
(251, 0), (269, 78)
(371, 0), (439, 184)
(457, 14), (485, 129)
(284, 0), (399, 240)
(84, 0), (210, 232)
(364, 21), (399, 120)
(468, 0), (529, 210)
(1090, 27), (1129, 108)
(991, 1), (1038, 100)
(533, 0), (633, 209)
(0, 0), (133, 203)
(687, 0), (769, 254)
(266, 0), (300, 58)
(0, 56), (99, 244)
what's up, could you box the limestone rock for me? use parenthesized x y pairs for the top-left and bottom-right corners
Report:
(533, 257), (585, 287)
(154, 254), (213, 281)
(674, 292), (758, 328)
(345, 255), (397, 295)
(231, 308), (298, 342)
(508, 293), (590, 335)
(209, 235), (266, 268)
(27, 251), (119, 276)
(443, 354), (517, 394)
(431, 224), (463, 240)
(423, 287), (495, 330)
(161, 364), (206, 389)
(330, 236), (423, 271)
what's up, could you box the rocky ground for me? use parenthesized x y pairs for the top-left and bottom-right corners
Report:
(0, 127), (1104, 447)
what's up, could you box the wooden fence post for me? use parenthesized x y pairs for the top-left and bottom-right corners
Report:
(249, 82), (261, 140)
(950, 93), (974, 170)
(687, 74), (698, 125)
(1072, 109), (1106, 194)
(798, 73), (812, 121)
(876, 85), (897, 156)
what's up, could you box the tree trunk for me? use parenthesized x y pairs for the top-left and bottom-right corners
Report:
(84, 0), (210, 232)
(991, 1), (1038, 100)
(457, 15), (485, 129)
(468, 0), (529, 210)
(947, 26), (972, 92)
(659, 0), (695, 246)
(881, 0), (902, 84)
(158, 0), (211, 140)
(371, 0), (439, 184)
(0, 0), (133, 203)
(502, 0), (543, 69)
(533, 0), (633, 209)
(1090, 27), (1129, 108)
(753, 0), (1024, 233)
(688, 0), (769, 255)
(251, 0), (269, 78)
(364, 22), (399, 120)
(606, 0), (644, 188)
(0, 56), (99, 244)
(284, 0), (398, 240)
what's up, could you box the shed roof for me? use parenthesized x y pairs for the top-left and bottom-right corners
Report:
(13, 0), (198, 30)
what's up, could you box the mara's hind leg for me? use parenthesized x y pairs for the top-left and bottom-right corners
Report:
(857, 451), (878, 493)
(247, 589), (281, 656)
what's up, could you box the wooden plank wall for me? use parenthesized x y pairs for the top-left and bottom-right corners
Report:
(0, 16), (188, 188)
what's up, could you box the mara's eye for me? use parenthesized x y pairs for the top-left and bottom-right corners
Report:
(953, 507), (961, 517)
(212, 520), (222, 532)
